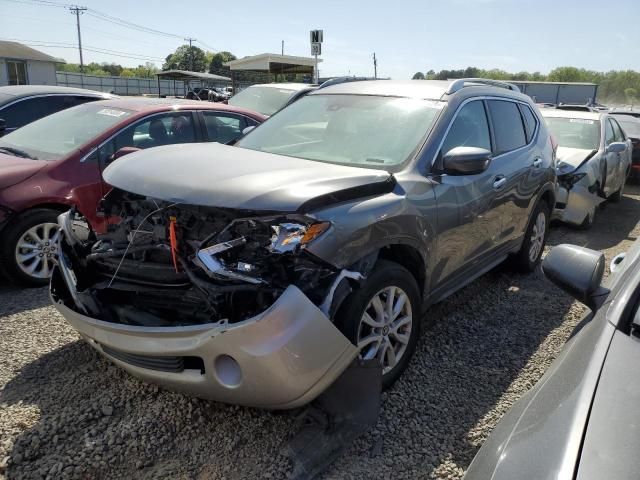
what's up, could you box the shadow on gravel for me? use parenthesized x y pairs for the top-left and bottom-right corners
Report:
(0, 281), (50, 316)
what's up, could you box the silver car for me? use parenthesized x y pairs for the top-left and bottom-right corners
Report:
(51, 79), (555, 408)
(541, 108), (632, 228)
(465, 240), (640, 480)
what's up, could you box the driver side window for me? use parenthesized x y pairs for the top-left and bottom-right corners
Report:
(441, 101), (491, 156)
(605, 119), (615, 146)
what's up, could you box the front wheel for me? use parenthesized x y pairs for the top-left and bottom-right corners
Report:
(0, 209), (61, 286)
(515, 202), (550, 272)
(334, 260), (421, 390)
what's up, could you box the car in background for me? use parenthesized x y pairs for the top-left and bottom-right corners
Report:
(0, 85), (114, 137)
(227, 83), (317, 116)
(209, 88), (230, 102)
(464, 240), (640, 480)
(541, 109), (631, 228)
(51, 79), (555, 408)
(610, 106), (640, 118)
(610, 112), (640, 180)
(185, 87), (211, 101)
(0, 98), (265, 286)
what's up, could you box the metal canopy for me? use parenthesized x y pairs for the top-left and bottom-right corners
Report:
(155, 70), (231, 82)
(224, 53), (322, 74)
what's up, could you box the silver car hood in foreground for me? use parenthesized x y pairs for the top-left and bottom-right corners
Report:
(556, 146), (596, 169)
(103, 143), (393, 212)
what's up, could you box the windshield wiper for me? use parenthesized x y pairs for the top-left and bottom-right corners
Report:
(0, 147), (37, 159)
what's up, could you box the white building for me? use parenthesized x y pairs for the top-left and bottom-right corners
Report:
(0, 41), (64, 87)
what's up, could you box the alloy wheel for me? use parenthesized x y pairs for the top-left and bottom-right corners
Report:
(14, 222), (60, 279)
(528, 211), (546, 262)
(356, 286), (413, 374)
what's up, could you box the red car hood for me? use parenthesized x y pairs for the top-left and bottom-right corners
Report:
(0, 153), (47, 189)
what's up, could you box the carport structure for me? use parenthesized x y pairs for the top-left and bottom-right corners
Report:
(154, 70), (231, 98)
(223, 53), (321, 92)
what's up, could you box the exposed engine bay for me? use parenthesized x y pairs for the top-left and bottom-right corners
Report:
(55, 188), (347, 327)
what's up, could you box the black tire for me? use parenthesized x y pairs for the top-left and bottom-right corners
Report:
(514, 201), (550, 272)
(0, 208), (61, 287)
(334, 260), (421, 390)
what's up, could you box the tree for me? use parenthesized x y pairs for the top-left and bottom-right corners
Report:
(625, 87), (638, 106)
(412, 72), (425, 80)
(208, 51), (237, 74)
(162, 45), (207, 72)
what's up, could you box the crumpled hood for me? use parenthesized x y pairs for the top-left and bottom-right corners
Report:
(556, 147), (597, 170)
(103, 143), (394, 212)
(0, 153), (46, 190)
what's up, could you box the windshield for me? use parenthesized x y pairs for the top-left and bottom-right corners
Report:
(238, 94), (443, 170)
(544, 116), (601, 150)
(228, 86), (299, 116)
(614, 117), (640, 137)
(0, 103), (132, 160)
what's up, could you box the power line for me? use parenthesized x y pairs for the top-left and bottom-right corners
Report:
(85, 9), (184, 39)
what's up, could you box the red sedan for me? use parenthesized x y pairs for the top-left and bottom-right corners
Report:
(0, 97), (266, 285)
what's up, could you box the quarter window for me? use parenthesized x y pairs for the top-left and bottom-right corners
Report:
(441, 100), (491, 156)
(487, 100), (527, 155)
(519, 104), (538, 143)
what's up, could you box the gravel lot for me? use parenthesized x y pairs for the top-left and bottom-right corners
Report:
(2, 185), (639, 480)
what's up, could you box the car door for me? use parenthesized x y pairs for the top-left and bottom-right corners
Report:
(603, 118), (620, 196)
(430, 99), (504, 286)
(610, 117), (631, 185)
(486, 99), (537, 243)
(200, 111), (248, 144)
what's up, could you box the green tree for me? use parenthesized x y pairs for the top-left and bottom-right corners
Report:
(163, 45), (208, 72)
(625, 87), (638, 106)
(547, 66), (587, 82)
(208, 51), (237, 74)
(412, 71), (425, 80)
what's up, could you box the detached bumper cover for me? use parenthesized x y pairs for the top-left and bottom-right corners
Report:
(51, 268), (358, 409)
(553, 184), (604, 226)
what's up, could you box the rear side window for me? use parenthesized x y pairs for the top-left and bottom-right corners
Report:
(487, 100), (527, 155)
(441, 100), (491, 156)
(519, 104), (538, 143)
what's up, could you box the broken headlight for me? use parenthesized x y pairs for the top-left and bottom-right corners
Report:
(558, 172), (587, 190)
(270, 221), (331, 253)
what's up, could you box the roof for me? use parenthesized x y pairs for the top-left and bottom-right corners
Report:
(224, 53), (322, 74)
(511, 81), (598, 86)
(0, 41), (64, 63)
(0, 85), (113, 106)
(87, 97), (266, 119)
(540, 108), (603, 120)
(155, 70), (231, 82)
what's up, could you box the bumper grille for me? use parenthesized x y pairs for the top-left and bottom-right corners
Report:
(101, 345), (204, 374)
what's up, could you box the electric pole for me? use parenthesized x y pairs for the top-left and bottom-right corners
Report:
(69, 5), (87, 72)
(373, 52), (377, 79)
(281, 40), (284, 55)
(184, 37), (196, 71)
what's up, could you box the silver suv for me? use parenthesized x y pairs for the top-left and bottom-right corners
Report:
(52, 79), (556, 408)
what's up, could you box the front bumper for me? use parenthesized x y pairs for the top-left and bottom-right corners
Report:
(552, 184), (604, 226)
(51, 268), (358, 409)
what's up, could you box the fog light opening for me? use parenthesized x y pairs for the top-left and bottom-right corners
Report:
(214, 355), (242, 388)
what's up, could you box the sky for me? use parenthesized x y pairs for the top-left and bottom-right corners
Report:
(1, 0), (639, 79)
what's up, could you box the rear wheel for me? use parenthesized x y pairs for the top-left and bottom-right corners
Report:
(334, 260), (421, 390)
(0, 209), (61, 286)
(515, 201), (549, 272)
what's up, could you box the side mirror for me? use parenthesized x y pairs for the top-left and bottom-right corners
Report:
(0, 118), (6, 136)
(606, 142), (627, 154)
(111, 146), (141, 161)
(442, 146), (492, 175)
(242, 126), (256, 136)
(542, 244), (608, 310)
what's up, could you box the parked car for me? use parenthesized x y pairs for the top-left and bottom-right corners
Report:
(610, 112), (640, 180)
(610, 106), (640, 118)
(541, 109), (631, 228)
(465, 239), (640, 480)
(209, 88), (230, 102)
(0, 85), (113, 137)
(51, 79), (556, 408)
(227, 83), (317, 116)
(0, 97), (266, 285)
(185, 87), (210, 101)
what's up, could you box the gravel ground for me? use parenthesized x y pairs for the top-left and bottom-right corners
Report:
(1, 185), (640, 480)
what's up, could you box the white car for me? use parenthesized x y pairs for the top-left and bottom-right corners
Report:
(542, 109), (632, 228)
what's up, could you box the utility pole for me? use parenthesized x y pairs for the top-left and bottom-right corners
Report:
(69, 5), (87, 72)
(281, 40), (284, 55)
(373, 52), (377, 79)
(184, 37), (196, 71)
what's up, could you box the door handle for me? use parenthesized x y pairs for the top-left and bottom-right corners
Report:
(532, 158), (543, 168)
(493, 176), (507, 190)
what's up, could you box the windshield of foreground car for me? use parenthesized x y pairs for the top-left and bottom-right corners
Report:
(0, 103), (133, 160)
(544, 116), (601, 150)
(228, 86), (301, 116)
(237, 94), (443, 170)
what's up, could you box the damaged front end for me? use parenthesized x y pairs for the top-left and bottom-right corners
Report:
(553, 154), (604, 226)
(51, 188), (362, 408)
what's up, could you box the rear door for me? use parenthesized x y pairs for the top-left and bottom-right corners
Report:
(486, 99), (539, 243)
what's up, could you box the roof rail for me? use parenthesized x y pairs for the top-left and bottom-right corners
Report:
(446, 78), (520, 94)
